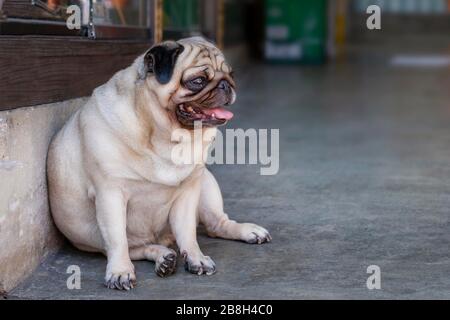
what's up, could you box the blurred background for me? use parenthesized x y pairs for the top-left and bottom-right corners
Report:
(1, 0), (450, 299)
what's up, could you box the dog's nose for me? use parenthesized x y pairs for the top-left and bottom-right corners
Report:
(218, 80), (231, 94)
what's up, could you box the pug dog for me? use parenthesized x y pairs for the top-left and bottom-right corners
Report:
(47, 37), (271, 290)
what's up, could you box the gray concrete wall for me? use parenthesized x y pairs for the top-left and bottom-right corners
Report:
(0, 98), (86, 293)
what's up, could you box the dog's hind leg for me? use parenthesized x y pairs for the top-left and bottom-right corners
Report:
(129, 245), (177, 277)
(199, 169), (272, 244)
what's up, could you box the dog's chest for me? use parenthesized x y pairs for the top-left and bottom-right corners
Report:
(150, 157), (197, 186)
(124, 174), (198, 246)
(124, 181), (177, 239)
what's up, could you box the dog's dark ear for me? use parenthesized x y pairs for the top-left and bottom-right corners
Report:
(144, 41), (184, 84)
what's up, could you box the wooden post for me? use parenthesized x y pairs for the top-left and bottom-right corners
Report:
(216, 0), (225, 50)
(216, 0), (224, 49)
(335, 0), (348, 47)
(150, 0), (163, 43)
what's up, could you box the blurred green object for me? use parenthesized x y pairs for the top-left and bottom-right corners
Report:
(265, 0), (328, 64)
(163, 0), (200, 32)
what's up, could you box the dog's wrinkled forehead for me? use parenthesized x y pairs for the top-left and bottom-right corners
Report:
(177, 37), (231, 76)
(143, 37), (231, 85)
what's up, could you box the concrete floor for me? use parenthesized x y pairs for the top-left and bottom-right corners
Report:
(10, 41), (450, 299)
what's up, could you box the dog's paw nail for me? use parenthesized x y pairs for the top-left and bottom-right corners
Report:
(105, 272), (136, 291)
(241, 224), (271, 244)
(184, 254), (216, 275)
(155, 251), (177, 278)
(165, 253), (176, 262)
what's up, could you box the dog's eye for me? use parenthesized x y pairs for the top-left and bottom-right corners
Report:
(186, 77), (208, 91)
(192, 77), (205, 85)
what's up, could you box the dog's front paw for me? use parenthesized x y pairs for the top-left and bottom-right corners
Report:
(182, 251), (216, 275)
(239, 223), (272, 244)
(105, 262), (136, 290)
(155, 250), (177, 278)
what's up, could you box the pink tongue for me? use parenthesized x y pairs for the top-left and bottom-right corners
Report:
(202, 107), (234, 120)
